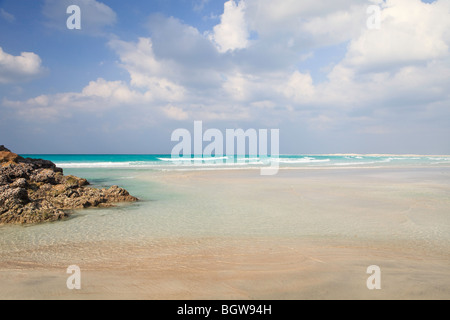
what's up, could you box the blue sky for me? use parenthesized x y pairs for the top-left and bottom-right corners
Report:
(0, 0), (449, 154)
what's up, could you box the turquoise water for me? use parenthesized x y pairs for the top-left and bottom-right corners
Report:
(19, 154), (450, 170)
(2, 164), (449, 245)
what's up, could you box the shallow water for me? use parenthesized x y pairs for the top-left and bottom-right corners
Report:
(0, 166), (449, 299)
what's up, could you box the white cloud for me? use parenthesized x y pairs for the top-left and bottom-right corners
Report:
(162, 105), (189, 121)
(43, 0), (116, 35)
(4, 95), (65, 120)
(245, 0), (360, 44)
(209, 0), (249, 53)
(109, 37), (186, 102)
(0, 47), (45, 84)
(343, 0), (450, 71)
(300, 5), (367, 47)
(4, 0), (450, 153)
(0, 8), (15, 23)
(222, 73), (254, 101)
(81, 78), (142, 103)
(3, 78), (141, 118)
(110, 38), (163, 80)
(193, 0), (210, 12)
(281, 71), (316, 103)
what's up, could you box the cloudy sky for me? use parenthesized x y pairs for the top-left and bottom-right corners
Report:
(0, 0), (449, 154)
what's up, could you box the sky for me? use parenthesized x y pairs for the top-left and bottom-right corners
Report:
(0, 0), (449, 154)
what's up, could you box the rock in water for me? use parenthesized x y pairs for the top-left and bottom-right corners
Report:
(0, 146), (138, 225)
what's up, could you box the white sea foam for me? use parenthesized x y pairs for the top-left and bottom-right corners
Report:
(176, 160), (265, 167)
(55, 155), (447, 170)
(335, 162), (379, 166)
(273, 158), (331, 164)
(157, 156), (229, 162)
(387, 157), (420, 160)
(236, 157), (261, 162)
(334, 159), (392, 166)
(56, 162), (136, 168)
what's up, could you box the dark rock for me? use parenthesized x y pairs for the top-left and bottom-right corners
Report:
(0, 163), (33, 180)
(23, 157), (62, 172)
(30, 169), (58, 184)
(0, 146), (138, 225)
(0, 187), (29, 206)
(11, 178), (27, 188)
(0, 148), (24, 165)
(63, 175), (89, 188)
(104, 185), (137, 202)
(0, 174), (9, 186)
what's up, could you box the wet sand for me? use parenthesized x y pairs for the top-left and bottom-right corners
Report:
(1, 167), (449, 299)
(1, 237), (449, 300)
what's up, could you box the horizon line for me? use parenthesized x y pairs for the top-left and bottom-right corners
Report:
(18, 153), (450, 157)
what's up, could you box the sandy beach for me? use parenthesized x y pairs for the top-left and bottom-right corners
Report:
(1, 167), (449, 300)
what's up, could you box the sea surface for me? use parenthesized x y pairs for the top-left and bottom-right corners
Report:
(18, 154), (450, 170)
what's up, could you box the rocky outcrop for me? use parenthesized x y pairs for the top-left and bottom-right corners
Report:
(0, 146), (138, 225)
